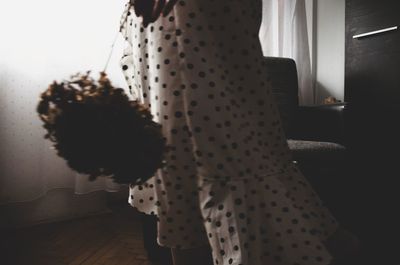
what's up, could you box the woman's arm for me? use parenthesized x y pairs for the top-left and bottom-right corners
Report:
(131, 0), (178, 27)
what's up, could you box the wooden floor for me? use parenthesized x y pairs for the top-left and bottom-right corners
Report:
(1, 205), (156, 265)
(2, 202), (393, 265)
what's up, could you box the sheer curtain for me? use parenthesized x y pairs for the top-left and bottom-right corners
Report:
(259, 0), (314, 105)
(0, 0), (128, 205)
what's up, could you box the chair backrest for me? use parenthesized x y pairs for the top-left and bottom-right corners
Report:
(263, 56), (299, 136)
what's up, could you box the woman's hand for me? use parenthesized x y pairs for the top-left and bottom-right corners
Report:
(131, 0), (178, 27)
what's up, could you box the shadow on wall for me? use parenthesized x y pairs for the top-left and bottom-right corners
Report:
(315, 81), (344, 104)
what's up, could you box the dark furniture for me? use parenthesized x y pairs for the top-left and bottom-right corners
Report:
(345, 0), (400, 105)
(265, 57), (351, 219)
(345, 1), (400, 264)
(345, 0), (400, 170)
(345, 0), (400, 162)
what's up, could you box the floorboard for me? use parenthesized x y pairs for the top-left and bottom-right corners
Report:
(1, 205), (156, 265)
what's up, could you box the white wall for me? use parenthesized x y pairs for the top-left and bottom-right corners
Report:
(0, 0), (129, 227)
(314, 0), (346, 104)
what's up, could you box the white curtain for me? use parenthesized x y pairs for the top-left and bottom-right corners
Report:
(259, 0), (314, 105)
(0, 0), (128, 205)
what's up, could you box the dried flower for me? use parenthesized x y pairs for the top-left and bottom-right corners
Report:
(37, 72), (166, 185)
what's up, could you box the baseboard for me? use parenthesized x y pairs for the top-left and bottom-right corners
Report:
(0, 189), (129, 230)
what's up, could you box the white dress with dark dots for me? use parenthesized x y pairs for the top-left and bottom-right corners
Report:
(120, 1), (339, 265)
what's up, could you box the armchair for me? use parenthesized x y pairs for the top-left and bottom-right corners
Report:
(265, 56), (350, 217)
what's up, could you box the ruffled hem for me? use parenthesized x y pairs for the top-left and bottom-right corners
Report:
(129, 163), (339, 265)
(198, 163), (339, 265)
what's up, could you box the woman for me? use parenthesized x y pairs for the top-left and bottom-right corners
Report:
(120, 1), (356, 264)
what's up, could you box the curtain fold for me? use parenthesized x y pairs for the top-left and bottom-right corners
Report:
(259, 0), (313, 105)
(0, 0), (128, 205)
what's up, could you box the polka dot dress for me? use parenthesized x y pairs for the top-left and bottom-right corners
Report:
(120, 1), (339, 264)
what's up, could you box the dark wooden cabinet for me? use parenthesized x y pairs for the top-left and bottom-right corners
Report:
(345, 0), (400, 170)
(345, 2), (400, 263)
(345, 0), (400, 105)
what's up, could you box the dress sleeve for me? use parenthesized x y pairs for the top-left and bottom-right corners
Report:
(120, 3), (139, 100)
